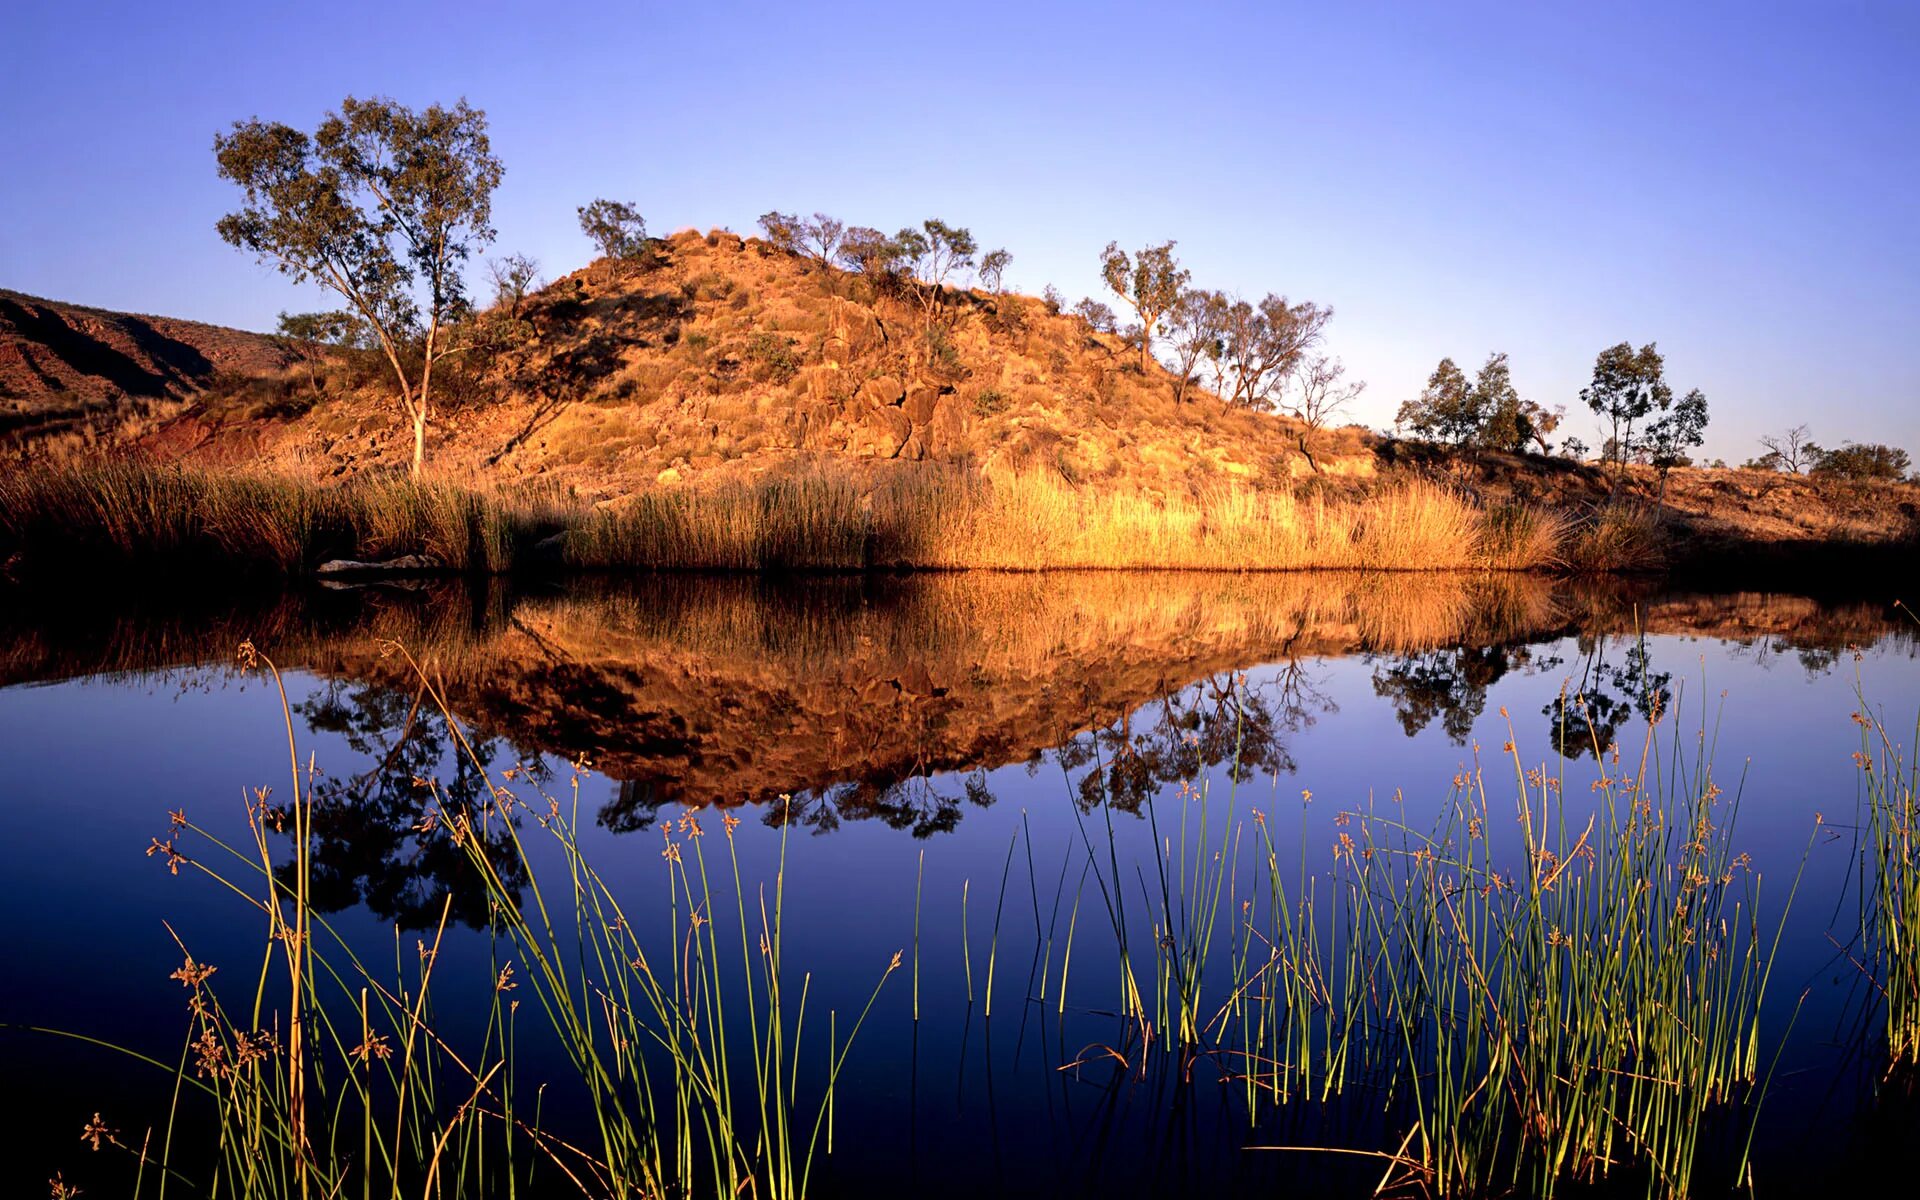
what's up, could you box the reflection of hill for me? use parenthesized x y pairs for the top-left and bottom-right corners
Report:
(3, 574), (1906, 820)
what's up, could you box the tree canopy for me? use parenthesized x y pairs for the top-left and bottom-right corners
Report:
(215, 95), (502, 474)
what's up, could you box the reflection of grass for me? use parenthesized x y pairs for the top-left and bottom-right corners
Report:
(1058, 681), (1805, 1198)
(50, 642), (892, 1198)
(1855, 698), (1920, 1068)
(2, 460), (1568, 578)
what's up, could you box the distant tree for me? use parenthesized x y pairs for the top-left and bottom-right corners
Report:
(978, 248), (1012, 294)
(1471, 353), (1529, 452)
(1758, 423), (1816, 474)
(1041, 284), (1065, 316)
(756, 210), (802, 254)
(893, 219), (977, 325)
(1099, 240), (1189, 371)
(798, 213), (846, 273)
(275, 309), (362, 396)
(1281, 354), (1366, 471)
(1811, 441), (1911, 482)
(485, 253), (539, 318)
(1163, 288), (1227, 404)
(577, 199), (648, 262)
(836, 226), (899, 276)
(1397, 357), (1481, 445)
(1217, 294), (1331, 409)
(1072, 297), (1118, 333)
(1560, 436), (1590, 462)
(1741, 450), (1785, 472)
(1644, 387), (1709, 496)
(1580, 341), (1671, 482)
(215, 95), (504, 475)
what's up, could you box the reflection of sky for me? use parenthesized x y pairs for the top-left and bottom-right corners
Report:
(2, 631), (1916, 1195)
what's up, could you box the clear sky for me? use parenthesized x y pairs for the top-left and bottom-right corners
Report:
(3, 0), (1915, 459)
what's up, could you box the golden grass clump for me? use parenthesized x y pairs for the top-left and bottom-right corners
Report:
(3, 460), (1572, 579)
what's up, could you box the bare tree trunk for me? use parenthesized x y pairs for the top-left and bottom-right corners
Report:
(411, 409), (426, 476)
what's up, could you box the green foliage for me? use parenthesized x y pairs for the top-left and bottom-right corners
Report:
(1645, 387), (1710, 476)
(215, 95), (503, 473)
(923, 324), (966, 380)
(745, 331), (801, 383)
(1099, 240), (1188, 368)
(1812, 440), (1911, 482)
(275, 310), (365, 348)
(978, 247), (1012, 293)
(1398, 357), (1480, 444)
(1581, 341), (1671, 476)
(756, 210), (801, 253)
(834, 226), (898, 276)
(973, 387), (1009, 416)
(1164, 288), (1228, 403)
(1216, 294), (1332, 410)
(577, 198), (648, 260)
(1072, 297), (1117, 333)
(1398, 352), (1553, 453)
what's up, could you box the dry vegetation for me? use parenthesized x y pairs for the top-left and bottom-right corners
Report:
(0, 460), (1562, 580)
(5, 232), (1915, 577)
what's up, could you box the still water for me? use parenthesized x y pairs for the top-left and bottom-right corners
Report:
(1, 572), (1915, 1196)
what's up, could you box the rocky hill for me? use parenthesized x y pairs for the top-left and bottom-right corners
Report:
(5, 231), (1914, 572)
(0, 289), (293, 448)
(21, 228), (1366, 492)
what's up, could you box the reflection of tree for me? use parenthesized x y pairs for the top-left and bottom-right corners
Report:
(606, 768), (996, 840)
(774, 768), (996, 838)
(1063, 668), (1329, 814)
(291, 679), (532, 929)
(1371, 645), (1544, 744)
(1542, 637), (1672, 760)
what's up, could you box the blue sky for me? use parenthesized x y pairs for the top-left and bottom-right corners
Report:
(3, 0), (1915, 457)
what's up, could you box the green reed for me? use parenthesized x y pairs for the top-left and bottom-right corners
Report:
(51, 641), (893, 1199)
(1853, 695), (1920, 1067)
(1056, 676), (1804, 1199)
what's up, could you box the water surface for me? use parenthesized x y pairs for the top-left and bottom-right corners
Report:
(2, 571), (1915, 1196)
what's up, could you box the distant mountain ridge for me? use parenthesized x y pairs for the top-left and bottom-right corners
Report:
(0, 288), (292, 441)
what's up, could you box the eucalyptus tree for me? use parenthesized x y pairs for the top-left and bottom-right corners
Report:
(215, 96), (503, 474)
(1164, 288), (1227, 403)
(1217, 294), (1331, 409)
(577, 199), (648, 261)
(275, 310), (363, 396)
(1100, 240), (1189, 371)
(1581, 341), (1672, 482)
(978, 248), (1012, 294)
(1397, 357), (1480, 444)
(486, 253), (539, 318)
(893, 219), (977, 325)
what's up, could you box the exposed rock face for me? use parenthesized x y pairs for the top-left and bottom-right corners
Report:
(0, 289), (293, 442)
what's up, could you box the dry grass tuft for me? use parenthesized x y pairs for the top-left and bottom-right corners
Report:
(3, 460), (1570, 580)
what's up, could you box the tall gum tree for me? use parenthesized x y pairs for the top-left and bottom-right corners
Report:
(215, 96), (503, 476)
(1100, 240), (1188, 372)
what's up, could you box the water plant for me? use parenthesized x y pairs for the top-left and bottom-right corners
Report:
(53, 640), (894, 1198)
(1046, 677), (1805, 1198)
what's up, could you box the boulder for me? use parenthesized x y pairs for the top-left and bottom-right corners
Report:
(903, 384), (939, 425)
(857, 404), (912, 457)
(315, 553), (446, 576)
(860, 374), (905, 406)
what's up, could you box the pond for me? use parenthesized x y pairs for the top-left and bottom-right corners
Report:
(2, 571), (1915, 1197)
